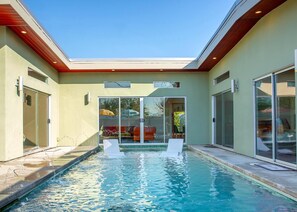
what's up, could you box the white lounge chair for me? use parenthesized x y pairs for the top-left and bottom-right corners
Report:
(257, 137), (294, 154)
(161, 139), (184, 157)
(103, 139), (125, 158)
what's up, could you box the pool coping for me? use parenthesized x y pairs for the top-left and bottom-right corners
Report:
(0, 146), (100, 209)
(188, 145), (297, 202)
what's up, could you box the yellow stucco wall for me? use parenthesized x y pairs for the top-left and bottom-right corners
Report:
(209, 0), (297, 156)
(59, 72), (209, 146)
(0, 27), (6, 161)
(0, 27), (60, 161)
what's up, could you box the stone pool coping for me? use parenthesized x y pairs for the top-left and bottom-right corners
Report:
(0, 146), (99, 209)
(188, 145), (297, 202)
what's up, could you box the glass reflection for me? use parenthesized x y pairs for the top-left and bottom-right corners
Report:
(255, 76), (273, 159)
(144, 97), (164, 143)
(23, 88), (38, 151)
(121, 98), (140, 143)
(99, 97), (186, 144)
(275, 70), (296, 164)
(215, 92), (234, 148)
(99, 98), (119, 143)
(165, 98), (186, 142)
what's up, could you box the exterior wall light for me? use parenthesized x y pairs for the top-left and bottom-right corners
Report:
(17, 76), (23, 96)
(85, 92), (91, 105)
(231, 79), (239, 93)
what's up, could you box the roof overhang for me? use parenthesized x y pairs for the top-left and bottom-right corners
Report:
(197, 0), (287, 71)
(0, 0), (287, 73)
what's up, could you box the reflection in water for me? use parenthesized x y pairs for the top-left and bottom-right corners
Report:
(8, 152), (297, 211)
(164, 156), (189, 197)
(210, 166), (235, 200)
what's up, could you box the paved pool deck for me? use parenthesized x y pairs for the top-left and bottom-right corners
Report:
(189, 145), (297, 202)
(0, 146), (99, 209)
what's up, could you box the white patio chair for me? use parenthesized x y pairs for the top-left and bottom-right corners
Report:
(161, 138), (184, 157)
(257, 137), (293, 154)
(103, 139), (125, 158)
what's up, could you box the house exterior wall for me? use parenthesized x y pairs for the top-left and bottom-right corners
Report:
(208, 0), (297, 157)
(58, 72), (209, 146)
(0, 26), (60, 161)
(0, 27), (6, 161)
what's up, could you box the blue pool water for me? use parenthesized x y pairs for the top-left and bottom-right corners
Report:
(8, 151), (297, 211)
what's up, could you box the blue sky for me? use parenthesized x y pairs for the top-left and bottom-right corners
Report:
(22, 0), (235, 58)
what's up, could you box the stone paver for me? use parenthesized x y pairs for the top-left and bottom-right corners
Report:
(0, 147), (74, 192)
(0, 146), (99, 209)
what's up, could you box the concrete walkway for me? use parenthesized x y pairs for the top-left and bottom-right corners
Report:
(189, 145), (297, 201)
(0, 146), (99, 209)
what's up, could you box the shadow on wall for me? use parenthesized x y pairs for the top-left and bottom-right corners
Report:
(58, 132), (99, 147)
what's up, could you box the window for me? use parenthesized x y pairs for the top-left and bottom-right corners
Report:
(153, 81), (180, 88)
(28, 68), (48, 83)
(104, 81), (131, 88)
(214, 71), (230, 85)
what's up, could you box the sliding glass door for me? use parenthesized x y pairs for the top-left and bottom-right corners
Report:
(214, 91), (234, 148)
(165, 98), (186, 140)
(255, 69), (296, 166)
(23, 88), (49, 152)
(275, 70), (296, 164)
(144, 97), (164, 143)
(99, 98), (120, 141)
(121, 98), (141, 143)
(99, 97), (186, 144)
(255, 76), (273, 159)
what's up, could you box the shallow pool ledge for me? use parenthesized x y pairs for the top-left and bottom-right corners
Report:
(0, 146), (100, 209)
(188, 145), (297, 202)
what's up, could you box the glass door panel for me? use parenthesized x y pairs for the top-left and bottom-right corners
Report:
(38, 92), (49, 147)
(215, 95), (223, 145)
(275, 70), (296, 164)
(144, 97), (164, 143)
(223, 92), (234, 148)
(23, 88), (38, 151)
(214, 92), (234, 148)
(99, 98), (120, 143)
(255, 76), (273, 159)
(165, 98), (186, 142)
(120, 98), (140, 143)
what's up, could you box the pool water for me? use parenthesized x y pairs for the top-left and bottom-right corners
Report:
(8, 151), (297, 211)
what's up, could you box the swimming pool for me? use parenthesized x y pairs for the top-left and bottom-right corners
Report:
(7, 151), (297, 211)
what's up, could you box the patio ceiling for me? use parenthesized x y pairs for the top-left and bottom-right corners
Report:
(0, 0), (286, 73)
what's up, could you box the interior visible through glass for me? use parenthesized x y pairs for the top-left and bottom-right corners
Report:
(255, 70), (296, 165)
(275, 70), (296, 164)
(99, 98), (120, 141)
(255, 76), (273, 159)
(144, 97), (164, 143)
(165, 98), (186, 141)
(120, 98), (140, 143)
(99, 97), (186, 143)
